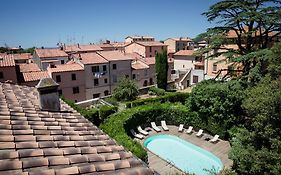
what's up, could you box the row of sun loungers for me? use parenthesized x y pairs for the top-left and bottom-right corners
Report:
(131, 122), (219, 143)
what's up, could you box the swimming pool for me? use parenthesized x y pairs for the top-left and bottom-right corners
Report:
(144, 134), (223, 175)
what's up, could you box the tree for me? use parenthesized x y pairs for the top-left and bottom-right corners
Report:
(198, 0), (281, 76)
(229, 77), (281, 175)
(112, 77), (138, 101)
(155, 50), (168, 90)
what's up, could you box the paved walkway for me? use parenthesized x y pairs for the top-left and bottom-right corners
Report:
(136, 125), (233, 175)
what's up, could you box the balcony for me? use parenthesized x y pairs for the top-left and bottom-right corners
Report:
(93, 71), (107, 78)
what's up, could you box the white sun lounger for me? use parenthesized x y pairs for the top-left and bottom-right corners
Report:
(161, 120), (169, 131)
(130, 129), (144, 139)
(151, 122), (161, 132)
(137, 126), (149, 136)
(186, 126), (193, 134)
(196, 129), (204, 137)
(210, 135), (219, 143)
(178, 124), (184, 132)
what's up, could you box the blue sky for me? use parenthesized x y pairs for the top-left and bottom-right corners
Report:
(0, 0), (219, 48)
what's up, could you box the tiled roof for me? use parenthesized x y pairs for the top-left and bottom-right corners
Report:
(22, 71), (50, 82)
(167, 38), (193, 42)
(126, 36), (154, 39)
(97, 43), (114, 48)
(19, 63), (41, 73)
(48, 63), (84, 73)
(12, 53), (32, 60)
(135, 41), (167, 47)
(125, 52), (143, 60)
(111, 42), (130, 48)
(35, 48), (68, 58)
(98, 51), (134, 61)
(0, 82), (153, 175)
(132, 60), (149, 70)
(174, 50), (194, 56)
(0, 54), (16, 67)
(64, 44), (103, 53)
(139, 57), (155, 65)
(76, 53), (108, 65)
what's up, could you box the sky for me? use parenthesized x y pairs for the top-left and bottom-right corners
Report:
(0, 0), (220, 48)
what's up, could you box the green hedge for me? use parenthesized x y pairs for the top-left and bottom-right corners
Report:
(61, 97), (117, 125)
(125, 92), (190, 108)
(148, 87), (166, 96)
(100, 103), (198, 161)
(99, 105), (118, 121)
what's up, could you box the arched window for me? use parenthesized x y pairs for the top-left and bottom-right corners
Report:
(104, 90), (109, 96)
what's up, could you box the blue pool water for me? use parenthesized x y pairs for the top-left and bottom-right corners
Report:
(144, 134), (223, 175)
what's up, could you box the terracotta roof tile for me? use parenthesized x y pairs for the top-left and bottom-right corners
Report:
(12, 53), (32, 60)
(75, 52), (108, 65)
(19, 63), (41, 73)
(174, 50), (194, 56)
(98, 51), (134, 61)
(167, 37), (193, 42)
(47, 63), (83, 73)
(132, 60), (149, 70)
(126, 36), (154, 39)
(64, 44), (103, 53)
(35, 48), (68, 58)
(135, 41), (167, 47)
(0, 54), (15, 67)
(0, 82), (153, 175)
(22, 71), (50, 82)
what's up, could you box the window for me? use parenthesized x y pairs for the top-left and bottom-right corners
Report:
(71, 74), (76, 80)
(213, 64), (217, 72)
(132, 74), (136, 79)
(58, 90), (62, 96)
(93, 93), (100, 98)
(193, 76), (199, 83)
(73, 87), (79, 94)
(112, 75), (117, 83)
(150, 55), (152, 57)
(103, 65), (107, 72)
(143, 80), (148, 87)
(112, 64), (117, 70)
(94, 79), (99, 86)
(125, 74), (129, 78)
(104, 78), (108, 84)
(56, 75), (61, 82)
(104, 90), (109, 96)
(74, 100), (77, 102)
(149, 46), (152, 52)
(50, 64), (55, 68)
(92, 66), (99, 73)
(0, 72), (3, 79)
(61, 60), (65, 64)
(149, 78), (153, 85)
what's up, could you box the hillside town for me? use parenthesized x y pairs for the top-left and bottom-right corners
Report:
(0, 35), (235, 103)
(0, 0), (280, 175)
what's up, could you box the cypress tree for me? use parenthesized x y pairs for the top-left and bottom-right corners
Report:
(155, 50), (168, 90)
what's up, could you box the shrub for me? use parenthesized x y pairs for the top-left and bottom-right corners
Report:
(99, 105), (118, 121)
(126, 92), (190, 108)
(186, 79), (246, 138)
(148, 87), (166, 96)
(112, 78), (138, 101)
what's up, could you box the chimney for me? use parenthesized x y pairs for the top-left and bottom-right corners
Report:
(77, 43), (80, 49)
(36, 78), (61, 111)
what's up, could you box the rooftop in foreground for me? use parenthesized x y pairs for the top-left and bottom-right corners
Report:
(0, 82), (153, 175)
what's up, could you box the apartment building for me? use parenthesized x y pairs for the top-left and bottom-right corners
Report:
(0, 54), (17, 84)
(131, 60), (151, 88)
(73, 52), (110, 99)
(97, 51), (134, 92)
(47, 62), (86, 102)
(125, 41), (168, 57)
(164, 37), (194, 52)
(33, 48), (69, 70)
(125, 36), (155, 43)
